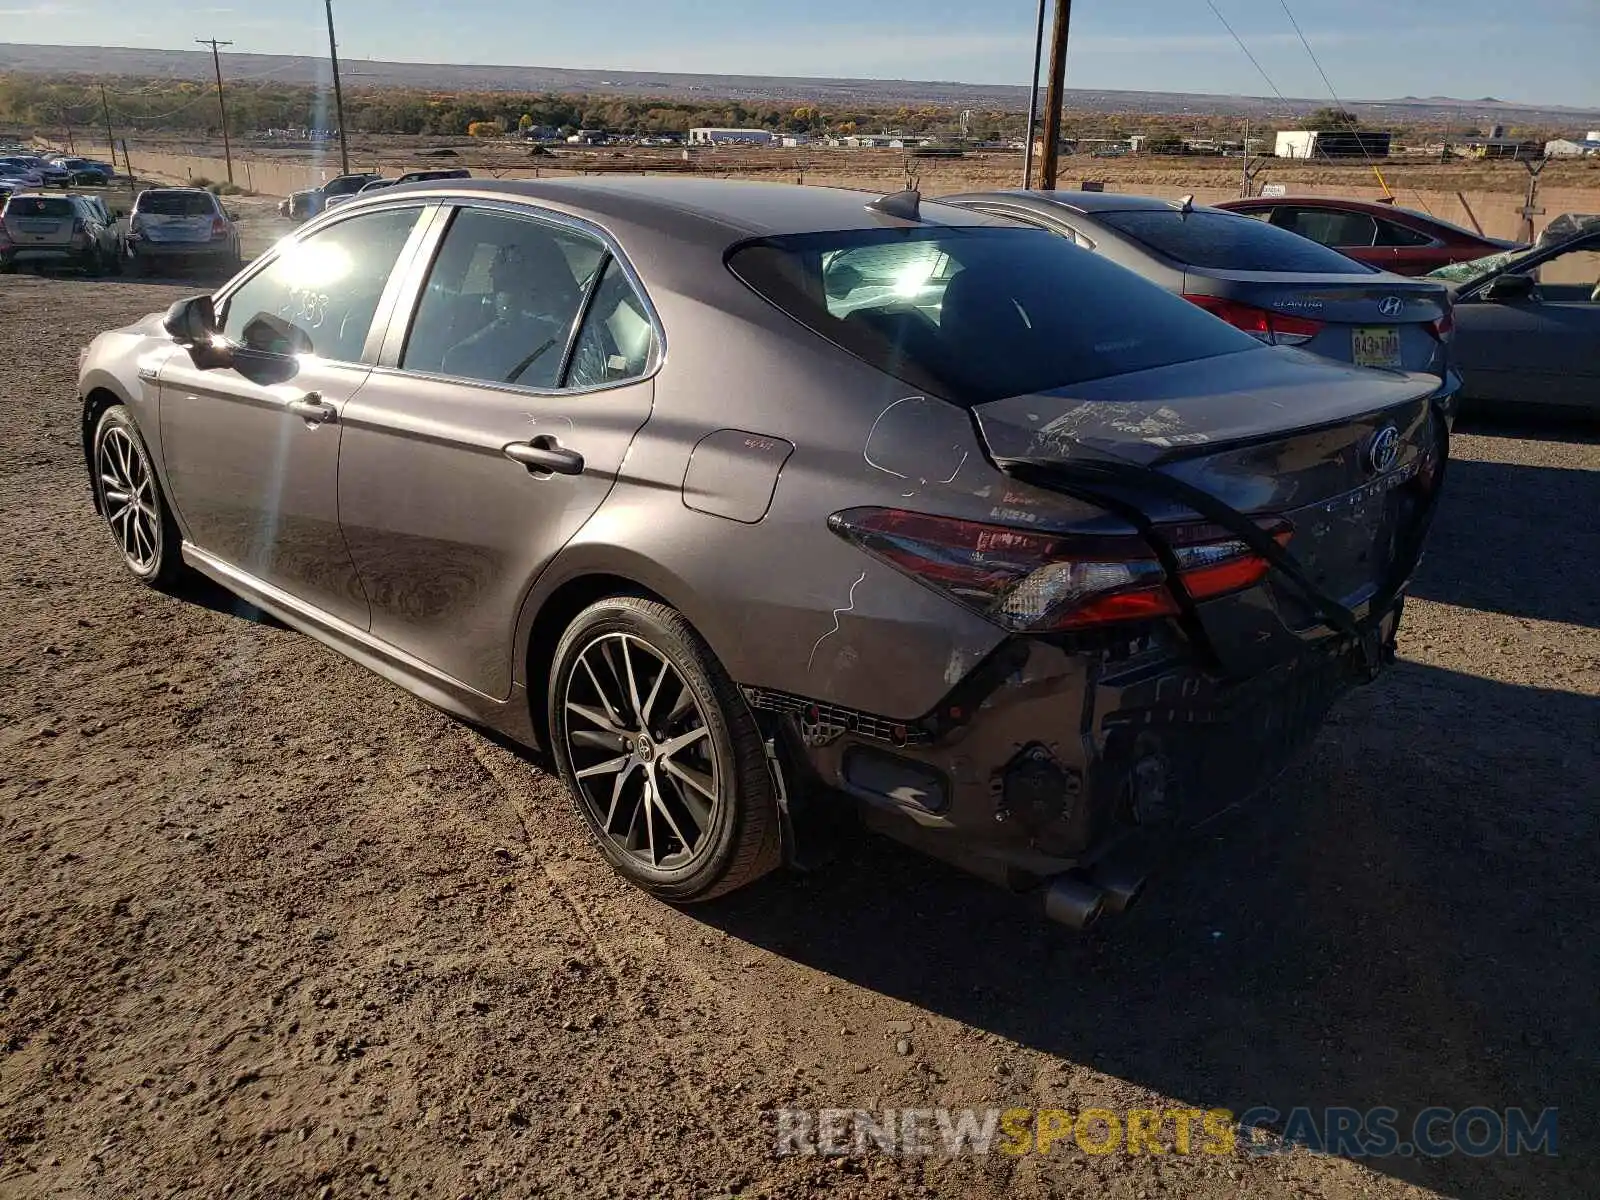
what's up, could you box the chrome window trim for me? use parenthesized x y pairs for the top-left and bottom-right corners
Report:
(373, 194), (666, 394)
(210, 200), (438, 369)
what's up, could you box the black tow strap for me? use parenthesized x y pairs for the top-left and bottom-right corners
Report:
(999, 409), (1451, 670)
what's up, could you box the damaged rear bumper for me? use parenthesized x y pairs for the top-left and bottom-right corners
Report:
(747, 601), (1401, 926)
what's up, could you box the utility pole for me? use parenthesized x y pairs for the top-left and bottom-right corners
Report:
(324, 0), (351, 175)
(98, 83), (117, 174)
(1038, 0), (1072, 191)
(196, 37), (235, 185)
(1022, 0), (1047, 187)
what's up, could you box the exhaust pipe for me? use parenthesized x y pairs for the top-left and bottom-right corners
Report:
(1042, 875), (1106, 930)
(1088, 860), (1148, 915)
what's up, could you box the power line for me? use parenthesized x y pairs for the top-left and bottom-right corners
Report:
(1275, 0), (1392, 197)
(196, 37), (235, 185)
(1201, 0), (1294, 111)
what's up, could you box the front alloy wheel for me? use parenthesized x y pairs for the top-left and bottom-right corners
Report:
(92, 407), (183, 587)
(550, 598), (782, 902)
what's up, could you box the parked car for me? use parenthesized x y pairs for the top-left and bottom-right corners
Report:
(326, 168), (475, 211)
(0, 192), (121, 273)
(0, 160), (45, 189)
(281, 172), (385, 221)
(74, 193), (126, 260)
(1426, 213), (1600, 412)
(940, 190), (1456, 386)
(127, 187), (242, 277)
(50, 156), (115, 185)
(0, 155), (70, 188)
(77, 179), (1449, 925)
(1216, 196), (1521, 276)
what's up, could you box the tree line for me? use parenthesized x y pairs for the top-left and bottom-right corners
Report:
(1, 75), (1547, 146)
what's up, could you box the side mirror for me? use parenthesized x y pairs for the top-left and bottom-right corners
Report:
(162, 294), (217, 344)
(1481, 273), (1536, 302)
(240, 313), (314, 356)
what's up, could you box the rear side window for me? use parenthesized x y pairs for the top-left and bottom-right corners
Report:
(1097, 209), (1377, 273)
(566, 259), (657, 388)
(138, 191), (216, 217)
(1374, 219), (1433, 247)
(728, 226), (1259, 406)
(3, 196), (74, 219)
(402, 207), (606, 388)
(1267, 207), (1381, 252)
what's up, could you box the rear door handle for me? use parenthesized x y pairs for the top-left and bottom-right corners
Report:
(504, 435), (584, 476)
(286, 392), (337, 425)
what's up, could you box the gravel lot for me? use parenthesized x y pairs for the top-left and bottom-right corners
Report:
(1, 240), (1596, 1200)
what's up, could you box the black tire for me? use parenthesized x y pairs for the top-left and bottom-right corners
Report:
(90, 405), (185, 589)
(548, 597), (782, 903)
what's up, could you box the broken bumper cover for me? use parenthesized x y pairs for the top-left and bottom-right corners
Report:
(749, 601), (1401, 890)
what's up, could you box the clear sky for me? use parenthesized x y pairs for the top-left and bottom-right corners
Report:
(12, 0), (1599, 108)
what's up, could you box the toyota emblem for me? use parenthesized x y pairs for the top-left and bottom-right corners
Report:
(1378, 296), (1404, 318)
(1367, 424), (1401, 474)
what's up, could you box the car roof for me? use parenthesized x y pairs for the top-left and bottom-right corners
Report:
(361, 177), (1002, 240)
(1220, 195), (1429, 218)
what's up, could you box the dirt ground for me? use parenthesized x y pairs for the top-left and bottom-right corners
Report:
(0, 227), (1597, 1200)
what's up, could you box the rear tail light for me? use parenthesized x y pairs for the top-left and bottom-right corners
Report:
(1183, 294), (1324, 347)
(210, 216), (229, 239)
(1428, 310), (1454, 343)
(828, 508), (1293, 632)
(71, 217), (86, 233)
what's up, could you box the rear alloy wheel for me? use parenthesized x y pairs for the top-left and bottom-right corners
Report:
(92, 406), (184, 588)
(549, 598), (782, 902)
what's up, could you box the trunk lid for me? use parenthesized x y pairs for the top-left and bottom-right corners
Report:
(1183, 269), (1449, 375)
(974, 346), (1442, 669)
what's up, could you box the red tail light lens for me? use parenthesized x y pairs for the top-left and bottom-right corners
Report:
(1428, 310), (1454, 343)
(828, 508), (1292, 632)
(210, 216), (229, 239)
(1183, 294), (1324, 347)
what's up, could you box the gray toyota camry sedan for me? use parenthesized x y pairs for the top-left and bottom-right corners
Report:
(77, 178), (1450, 927)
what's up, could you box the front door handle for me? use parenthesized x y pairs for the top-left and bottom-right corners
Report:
(286, 392), (337, 425)
(504, 435), (584, 476)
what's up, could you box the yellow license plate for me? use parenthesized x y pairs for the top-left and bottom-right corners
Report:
(1352, 326), (1402, 368)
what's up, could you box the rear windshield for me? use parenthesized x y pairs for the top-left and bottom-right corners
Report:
(1096, 209), (1377, 273)
(727, 226), (1258, 405)
(137, 191), (217, 217)
(3, 196), (74, 218)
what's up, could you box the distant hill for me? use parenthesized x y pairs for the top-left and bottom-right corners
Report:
(2, 43), (1596, 125)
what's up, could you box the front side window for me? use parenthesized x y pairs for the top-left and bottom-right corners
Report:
(729, 226), (1259, 406)
(402, 208), (605, 388)
(219, 206), (421, 362)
